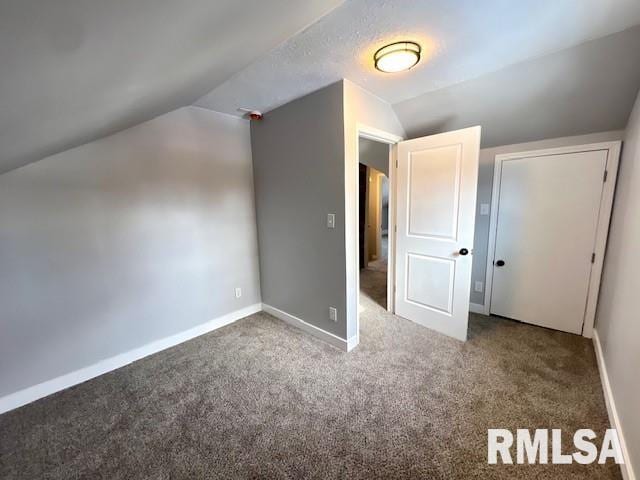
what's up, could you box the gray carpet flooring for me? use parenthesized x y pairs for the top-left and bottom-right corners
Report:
(0, 268), (620, 479)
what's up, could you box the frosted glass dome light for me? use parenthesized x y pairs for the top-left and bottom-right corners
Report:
(374, 41), (421, 73)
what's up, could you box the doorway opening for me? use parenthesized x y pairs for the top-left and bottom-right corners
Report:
(352, 125), (479, 346)
(358, 137), (391, 313)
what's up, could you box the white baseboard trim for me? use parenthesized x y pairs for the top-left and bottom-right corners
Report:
(0, 303), (262, 415)
(469, 302), (488, 315)
(262, 303), (357, 352)
(593, 330), (635, 480)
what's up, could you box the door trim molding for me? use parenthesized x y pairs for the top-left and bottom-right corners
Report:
(484, 141), (621, 337)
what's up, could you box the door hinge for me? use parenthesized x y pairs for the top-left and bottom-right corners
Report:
(591, 253), (596, 264)
(603, 170), (608, 182)
(396, 159), (399, 168)
(394, 225), (397, 233)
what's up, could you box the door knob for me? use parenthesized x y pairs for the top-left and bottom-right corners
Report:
(495, 260), (505, 267)
(459, 248), (469, 256)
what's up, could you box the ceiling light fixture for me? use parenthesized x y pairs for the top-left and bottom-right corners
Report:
(374, 41), (421, 73)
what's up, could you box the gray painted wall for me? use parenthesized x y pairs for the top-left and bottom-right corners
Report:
(595, 91), (640, 474)
(358, 137), (389, 176)
(0, 107), (261, 397)
(251, 83), (347, 338)
(470, 130), (624, 305)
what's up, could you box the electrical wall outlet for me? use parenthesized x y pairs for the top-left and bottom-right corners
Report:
(329, 307), (337, 322)
(480, 203), (490, 216)
(327, 213), (336, 229)
(474, 281), (484, 293)
(235, 287), (242, 298)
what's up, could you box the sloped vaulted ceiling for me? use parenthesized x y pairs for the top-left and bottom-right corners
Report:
(196, 0), (640, 146)
(3, 0), (640, 175)
(0, 0), (344, 174)
(394, 26), (640, 147)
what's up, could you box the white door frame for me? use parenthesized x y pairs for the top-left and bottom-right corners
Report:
(483, 141), (621, 338)
(355, 124), (403, 332)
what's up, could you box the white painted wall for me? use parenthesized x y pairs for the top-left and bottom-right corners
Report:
(470, 130), (624, 305)
(0, 106), (261, 399)
(344, 79), (405, 341)
(595, 91), (640, 478)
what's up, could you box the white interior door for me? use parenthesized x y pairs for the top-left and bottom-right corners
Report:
(490, 150), (608, 334)
(395, 126), (480, 341)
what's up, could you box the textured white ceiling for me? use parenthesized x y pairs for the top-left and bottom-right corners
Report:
(196, 0), (640, 116)
(0, 0), (344, 173)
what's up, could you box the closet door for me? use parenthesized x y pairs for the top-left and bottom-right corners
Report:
(490, 150), (608, 334)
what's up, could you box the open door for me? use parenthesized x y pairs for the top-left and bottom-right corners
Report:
(394, 126), (480, 341)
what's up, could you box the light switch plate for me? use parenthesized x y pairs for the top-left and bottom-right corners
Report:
(480, 203), (490, 216)
(327, 213), (336, 229)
